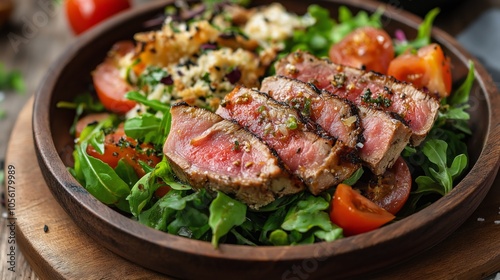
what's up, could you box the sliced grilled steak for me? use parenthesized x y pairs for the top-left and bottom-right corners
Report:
(216, 86), (360, 195)
(164, 103), (303, 209)
(356, 106), (411, 174)
(261, 76), (411, 175)
(261, 76), (362, 149)
(275, 51), (440, 146)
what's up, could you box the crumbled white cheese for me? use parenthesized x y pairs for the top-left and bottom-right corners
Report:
(244, 3), (305, 45)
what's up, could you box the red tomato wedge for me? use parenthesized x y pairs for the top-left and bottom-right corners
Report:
(92, 41), (136, 114)
(330, 184), (395, 236)
(65, 0), (131, 35)
(74, 112), (110, 138)
(86, 126), (161, 177)
(388, 43), (452, 97)
(355, 157), (412, 215)
(329, 27), (395, 74)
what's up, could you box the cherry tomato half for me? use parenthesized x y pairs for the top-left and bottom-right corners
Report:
(92, 41), (137, 114)
(65, 0), (131, 35)
(74, 112), (110, 138)
(388, 43), (452, 97)
(86, 125), (162, 177)
(330, 184), (395, 236)
(329, 27), (395, 74)
(355, 157), (412, 215)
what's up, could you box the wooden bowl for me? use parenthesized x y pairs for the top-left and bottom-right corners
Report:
(32, 0), (500, 278)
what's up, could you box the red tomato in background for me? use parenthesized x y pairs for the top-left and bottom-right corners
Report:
(65, 0), (131, 35)
(388, 43), (452, 97)
(92, 41), (137, 114)
(330, 184), (395, 236)
(354, 157), (412, 215)
(329, 27), (395, 74)
(85, 125), (162, 177)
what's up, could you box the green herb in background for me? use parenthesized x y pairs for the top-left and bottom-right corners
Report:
(0, 63), (25, 93)
(394, 8), (440, 55)
(0, 63), (26, 119)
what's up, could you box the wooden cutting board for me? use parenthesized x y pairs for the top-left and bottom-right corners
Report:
(5, 98), (500, 279)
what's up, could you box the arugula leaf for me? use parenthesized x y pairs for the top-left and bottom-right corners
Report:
(394, 8), (440, 55)
(168, 206), (210, 239)
(281, 194), (343, 243)
(124, 113), (164, 146)
(230, 228), (258, 246)
(128, 172), (161, 216)
(450, 61), (475, 106)
(138, 191), (178, 230)
(209, 192), (247, 248)
(76, 142), (130, 205)
(251, 193), (303, 213)
(115, 159), (139, 188)
(259, 206), (288, 244)
(342, 167), (364, 185)
(282, 195), (331, 232)
(415, 139), (467, 195)
(154, 157), (191, 191)
(125, 91), (171, 112)
(57, 92), (106, 135)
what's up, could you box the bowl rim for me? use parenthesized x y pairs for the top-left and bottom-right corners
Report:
(32, 0), (500, 276)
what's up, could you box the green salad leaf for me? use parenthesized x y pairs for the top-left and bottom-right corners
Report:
(281, 194), (343, 243)
(209, 192), (247, 248)
(414, 140), (467, 195)
(394, 8), (440, 55)
(286, 5), (382, 57)
(76, 142), (131, 207)
(124, 113), (164, 146)
(115, 159), (139, 188)
(125, 91), (171, 112)
(57, 92), (106, 135)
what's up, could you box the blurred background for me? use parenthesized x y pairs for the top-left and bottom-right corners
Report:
(0, 0), (498, 279)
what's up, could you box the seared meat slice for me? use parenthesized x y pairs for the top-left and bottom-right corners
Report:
(261, 76), (411, 175)
(275, 51), (440, 146)
(261, 76), (361, 149)
(355, 106), (411, 174)
(164, 103), (303, 209)
(216, 86), (360, 195)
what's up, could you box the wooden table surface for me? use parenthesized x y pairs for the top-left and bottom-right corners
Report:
(0, 0), (499, 279)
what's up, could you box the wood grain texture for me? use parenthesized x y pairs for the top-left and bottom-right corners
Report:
(4, 98), (499, 280)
